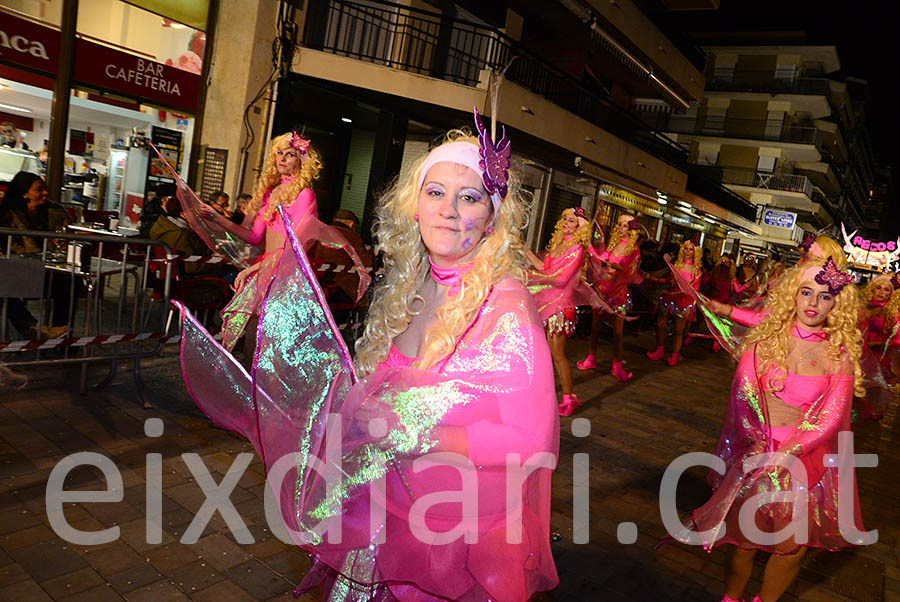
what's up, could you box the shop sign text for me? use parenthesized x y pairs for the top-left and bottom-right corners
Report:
(841, 223), (900, 267)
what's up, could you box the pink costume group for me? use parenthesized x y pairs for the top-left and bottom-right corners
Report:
(528, 239), (600, 335)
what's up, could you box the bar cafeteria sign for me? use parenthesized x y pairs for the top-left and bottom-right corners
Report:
(0, 12), (200, 113)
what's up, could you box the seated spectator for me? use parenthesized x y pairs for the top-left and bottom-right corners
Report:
(209, 191), (231, 218)
(0, 172), (70, 254)
(309, 209), (373, 324)
(2, 297), (67, 339)
(0, 171), (74, 328)
(149, 195), (224, 279)
(231, 193), (253, 226)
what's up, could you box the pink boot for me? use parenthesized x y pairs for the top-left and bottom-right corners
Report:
(720, 595), (743, 602)
(666, 352), (680, 367)
(751, 596), (764, 602)
(712, 341), (721, 353)
(611, 360), (632, 382)
(577, 354), (598, 370)
(558, 394), (582, 416)
(646, 345), (664, 361)
(684, 333), (693, 346)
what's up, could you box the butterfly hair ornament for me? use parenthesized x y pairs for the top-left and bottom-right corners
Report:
(814, 256), (853, 295)
(798, 232), (816, 253)
(289, 130), (310, 155)
(891, 272), (900, 290)
(572, 206), (587, 220)
(473, 106), (511, 200)
(627, 216), (642, 231)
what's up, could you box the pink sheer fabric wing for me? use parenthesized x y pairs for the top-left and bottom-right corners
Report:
(684, 345), (869, 554)
(296, 277), (560, 601)
(177, 218), (558, 601)
(219, 189), (372, 350)
(527, 244), (611, 332)
(586, 247), (643, 316)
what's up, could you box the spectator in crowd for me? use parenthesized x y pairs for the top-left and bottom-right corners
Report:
(149, 195), (226, 279)
(209, 191), (231, 218)
(0, 171), (73, 329)
(309, 209), (373, 325)
(230, 193), (253, 226)
(702, 246), (715, 273)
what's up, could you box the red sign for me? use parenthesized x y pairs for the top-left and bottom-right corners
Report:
(0, 12), (200, 113)
(0, 12), (59, 73)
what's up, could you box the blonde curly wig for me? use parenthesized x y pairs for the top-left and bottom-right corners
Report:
(247, 132), (323, 222)
(545, 208), (593, 282)
(806, 236), (847, 268)
(742, 259), (864, 397)
(861, 274), (894, 307)
(354, 131), (532, 376)
(605, 214), (639, 256)
(673, 240), (703, 274)
(884, 288), (900, 323)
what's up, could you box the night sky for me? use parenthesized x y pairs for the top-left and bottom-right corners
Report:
(660, 2), (899, 238)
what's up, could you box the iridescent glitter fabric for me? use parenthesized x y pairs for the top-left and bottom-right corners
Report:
(177, 210), (559, 601)
(527, 243), (608, 330)
(219, 188), (371, 350)
(657, 259), (701, 320)
(681, 345), (870, 554)
(586, 246), (643, 317)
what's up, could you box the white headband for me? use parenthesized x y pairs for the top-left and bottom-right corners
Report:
(416, 141), (501, 212)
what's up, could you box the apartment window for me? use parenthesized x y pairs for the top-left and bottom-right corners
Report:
(774, 64), (797, 83)
(757, 155), (777, 173)
(703, 106), (727, 135)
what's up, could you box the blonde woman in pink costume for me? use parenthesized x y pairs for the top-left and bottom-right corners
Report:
(177, 111), (560, 601)
(678, 257), (868, 602)
(577, 212), (643, 381)
(527, 207), (598, 415)
(647, 238), (702, 366)
(198, 131), (370, 350)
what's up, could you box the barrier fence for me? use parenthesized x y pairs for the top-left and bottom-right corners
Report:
(0, 228), (175, 401)
(1, 229), (374, 401)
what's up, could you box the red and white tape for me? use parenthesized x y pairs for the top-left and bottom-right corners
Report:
(0, 332), (179, 353)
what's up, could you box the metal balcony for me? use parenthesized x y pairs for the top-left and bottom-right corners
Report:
(705, 70), (832, 97)
(719, 167), (814, 198)
(666, 116), (824, 148)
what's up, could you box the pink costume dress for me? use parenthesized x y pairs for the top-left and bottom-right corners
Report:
(586, 245), (643, 317)
(219, 188), (370, 349)
(657, 261), (701, 320)
(527, 241), (603, 336)
(683, 328), (869, 553)
(176, 212), (559, 602)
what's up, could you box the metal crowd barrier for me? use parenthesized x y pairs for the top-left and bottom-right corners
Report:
(0, 227), (174, 402)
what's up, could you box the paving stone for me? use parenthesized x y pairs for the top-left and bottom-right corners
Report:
(224, 559), (293, 600)
(0, 576), (53, 601)
(59, 583), (126, 602)
(40, 567), (104, 599)
(189, 533), (251, 572)
(107, 563), (166, 594)
(82, 541), (146, 577)
(191, 580), (256, 602)
(166, 559), (225, 594)
(145, 543), (201, 572)
(122, 579), (190, 602)
(9, 539), (87, 582)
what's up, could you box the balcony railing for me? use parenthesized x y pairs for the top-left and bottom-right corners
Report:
(666, 116), (824, 147)
(302, 0), (688, 167)
(706, 69), (832, 97)
(719, 167), (814, 198)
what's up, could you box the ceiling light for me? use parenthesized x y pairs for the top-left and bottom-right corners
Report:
(0, 103), (31, 113)
(341, 117), (352, 123)
(703, 216), (716, 223)
(657, 198), (667, 205)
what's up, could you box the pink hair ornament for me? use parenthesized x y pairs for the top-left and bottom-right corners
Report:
(814, 256), (853, 295)
(289, 130), (310, 155)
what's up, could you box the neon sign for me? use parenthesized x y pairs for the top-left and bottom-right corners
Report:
(841, 223), (900, 266)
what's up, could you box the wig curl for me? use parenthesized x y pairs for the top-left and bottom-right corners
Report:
(247, 132), (323, 222)
(673, 240), (703, 275)
(742, 259), (864, 397)
(884, 288), (900, 324)
(605, 214), (639, 256)
(805, 236), (847, 268)
(354, 131), (532, 376)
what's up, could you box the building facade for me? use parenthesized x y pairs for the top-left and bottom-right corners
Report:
(640, 44), (877, 255)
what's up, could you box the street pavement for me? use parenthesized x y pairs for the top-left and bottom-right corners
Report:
(0, 327), (897, 601)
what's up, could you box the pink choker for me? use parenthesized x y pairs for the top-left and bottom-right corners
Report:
(281, 175), (297, 184)
(428, 256), (469, 296)
(792, 322), (826, 341)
